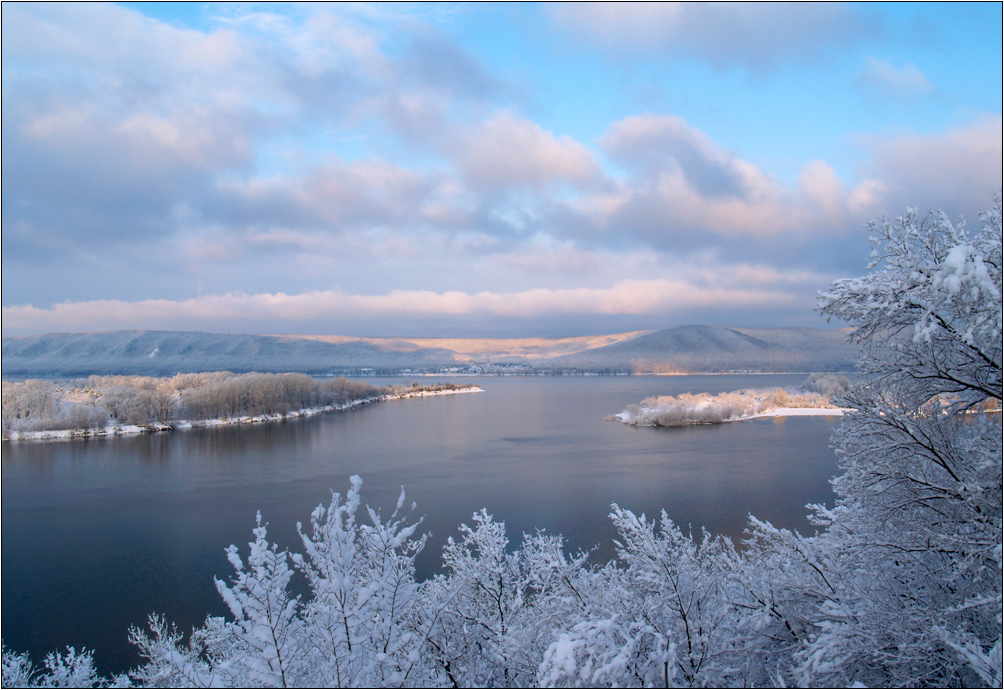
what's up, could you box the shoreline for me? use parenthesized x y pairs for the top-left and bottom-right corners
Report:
(740, 406), (847, 419)
(2, 385), (484, 443)
(611, 405), (849, 427)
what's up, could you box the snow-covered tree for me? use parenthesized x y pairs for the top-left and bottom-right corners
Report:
(127, 478), (438, 688)
(537, 508), (738, 688)
(0, 643), (106, 688)
(421, 511), (592, 688)
(801, 199), (1002, 686)
(291, 476), (432, 688)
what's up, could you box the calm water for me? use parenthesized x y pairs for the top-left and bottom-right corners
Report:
(2, 375), (842, 676)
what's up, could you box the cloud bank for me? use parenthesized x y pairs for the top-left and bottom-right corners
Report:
(1, 3), (1000, 337)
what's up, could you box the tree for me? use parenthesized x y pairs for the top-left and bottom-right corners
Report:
(291, 476), (432, 688)
(800, 198), (1002, 686)
(537, 508), (738, 688)
(128, 478), (437, 688)
(420, 511), (591, 688)
(0, 644), (105, 688)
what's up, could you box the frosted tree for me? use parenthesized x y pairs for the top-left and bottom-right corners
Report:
(127, 615), (219, 688)
(0, 644), (105, 688)
(291, 476), (433, 688)
(421, 511), (592, 688)
(131, 514), (305, 688)
(537, 508), (739, 688)
(212, 514), (304, 687)
(127, 479), (441, 688)
(800, 198), (1003, 686)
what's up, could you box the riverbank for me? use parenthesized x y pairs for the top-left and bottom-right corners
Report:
(2, 385), (483, 442)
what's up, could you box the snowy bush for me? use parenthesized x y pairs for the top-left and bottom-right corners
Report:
(802, 372), (850, 397)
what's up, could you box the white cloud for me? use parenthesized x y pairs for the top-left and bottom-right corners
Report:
(855, 114), (1003, 219)
(856, 57), (934, 98)
(2, 3), (997, 336)
(550, 2), (873, 71)
(593, 115), (880, 242)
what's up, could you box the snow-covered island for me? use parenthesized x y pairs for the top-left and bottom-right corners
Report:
(2, 373), (482, 442)
(611, 373), (851, 427)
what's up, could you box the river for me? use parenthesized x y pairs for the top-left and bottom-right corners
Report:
(1, 374), (843, 676)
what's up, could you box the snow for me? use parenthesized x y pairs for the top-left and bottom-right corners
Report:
(742, 407), (847, 419)
(385, 386), (484, 399)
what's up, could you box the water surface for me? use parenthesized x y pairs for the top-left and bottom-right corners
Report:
(2, 374), (842, 675)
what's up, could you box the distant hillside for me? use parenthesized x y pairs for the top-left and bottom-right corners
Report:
(538, 326), (858, 373)
(0, 331), (461, 377)
(1, 327), (858, 378)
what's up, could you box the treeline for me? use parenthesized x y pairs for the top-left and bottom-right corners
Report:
(386, 381), (475, 395)
(2, 373), (384, 436)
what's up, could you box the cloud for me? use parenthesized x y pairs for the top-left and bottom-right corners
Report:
(454, 111), (603, 192)
(2, 273), (810, 337)
(209, 158), (447, 232)
(2, 3), (997, 338)
(403, 32), (504, 99)
(550, 2), (874, 71)
(589, 115), (882, 249)
(855, 114), (1003, 220)
(856, 58), (934, 98)
(0, 3), (263, 257)
(601, 114), (763, 198)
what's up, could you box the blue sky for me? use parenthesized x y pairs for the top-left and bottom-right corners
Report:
(2, 2), (1001, 337)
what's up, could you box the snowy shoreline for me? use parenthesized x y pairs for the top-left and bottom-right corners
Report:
(610, 405), (848, 426)
(740, 406), (847, 419)
(3, 385), (483, 443)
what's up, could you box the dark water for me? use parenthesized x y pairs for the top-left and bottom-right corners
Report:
(1, 375), (842, 676)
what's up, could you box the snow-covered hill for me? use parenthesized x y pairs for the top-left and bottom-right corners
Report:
(1, 326), (858, 377)
(537, 326), (858, 373)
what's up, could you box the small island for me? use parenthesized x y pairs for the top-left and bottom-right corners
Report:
(610, 373), (850, 427)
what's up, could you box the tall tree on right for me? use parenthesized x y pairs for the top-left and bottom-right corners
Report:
(807, 198), (1002, 686)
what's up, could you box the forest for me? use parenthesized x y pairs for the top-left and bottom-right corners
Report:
(2, 201), (1001, 687)
(1, 374), (484, 440)
(1, 373), (385, 439)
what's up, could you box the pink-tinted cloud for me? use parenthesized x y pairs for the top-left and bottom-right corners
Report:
(455, 111), (603, 192)
(2, 275), (807, 336)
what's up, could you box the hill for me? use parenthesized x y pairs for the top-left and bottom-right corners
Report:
(538, 326), (857, 373)
(1, 326), (858, 377)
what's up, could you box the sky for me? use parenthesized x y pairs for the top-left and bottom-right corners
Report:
(2, 2), (1001, 338)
